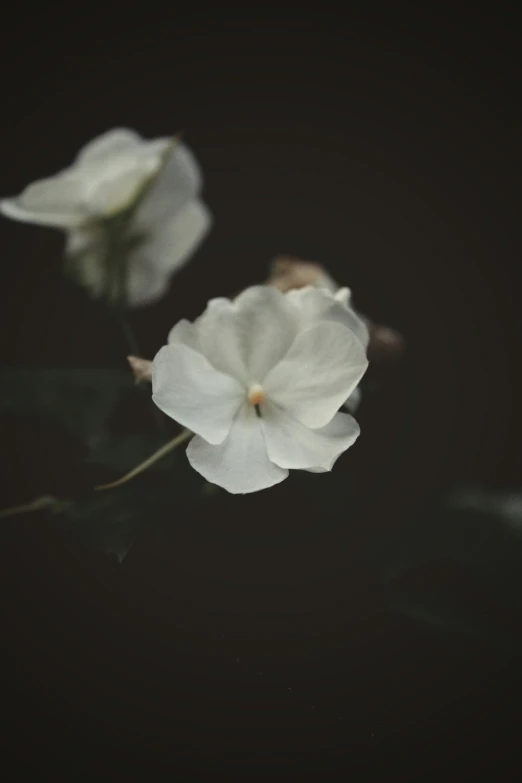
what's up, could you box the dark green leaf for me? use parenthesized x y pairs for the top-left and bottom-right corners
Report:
(0, 367), (133, 446)
(52, 449), (208, 562)
(387, 566), (519, 654)
(57, 482), (157, 563)
(380, 505), (522, 654)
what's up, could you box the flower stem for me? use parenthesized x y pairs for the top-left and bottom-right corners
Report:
(104, 234), (166, 427)
(95, 429), (193, 491)
(114, 240), (140, 354)
(0, 495), (70, 519)
(118, 308), (140, 356)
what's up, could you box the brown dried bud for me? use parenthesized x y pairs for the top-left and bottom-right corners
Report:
(366, 325), (405, 364)
(127, 355), (153, 383)
(267, 256), (338, 293)
(267, 255), (404, 365)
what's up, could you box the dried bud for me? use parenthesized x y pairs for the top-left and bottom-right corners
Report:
(128, 355), (153, 383)
(268, 256), (338, 293)
(366, 325), (405, 364)
(268, 255), (404, 366)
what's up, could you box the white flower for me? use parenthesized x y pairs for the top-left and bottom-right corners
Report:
(151, 285), (369, 494)
(0, 128), (212, 306)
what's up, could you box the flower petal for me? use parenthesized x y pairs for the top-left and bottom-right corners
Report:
(78, 131), (172, 218)
(167, 319), (201, 351)
(334, 287), (352, 305)
(286, 286), (369, 350)
(134, 199), (211, 276)
(133, 143), (203, 231)
(264, 322), (368, 429)
(194, 298), (249, 383)
(86, 164), (154, 217)
(197, 285), (298, 384)
(65, 230), (106, 297)
(76, 128), (142, 164)
(126, 200), (212, 306)
(124, 260), (171, 307)
(263, 404), (360, 470)
(344, 386), (362, 413)
(1, 174), (86, 228)
(1, 130), (177, 230)
(186, 404), (288, 494)
(151, 343), (244, 444)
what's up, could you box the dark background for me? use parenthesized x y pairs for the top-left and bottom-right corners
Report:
(0, 5), (521, 779)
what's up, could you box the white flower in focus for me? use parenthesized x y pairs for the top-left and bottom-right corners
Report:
(0, 128), (212, 306)
(151, 285), (369, 494)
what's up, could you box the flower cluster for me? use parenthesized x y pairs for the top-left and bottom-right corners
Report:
(1, 127), (395, 495)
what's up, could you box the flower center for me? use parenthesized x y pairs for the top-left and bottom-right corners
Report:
(247, 383), (265, 406)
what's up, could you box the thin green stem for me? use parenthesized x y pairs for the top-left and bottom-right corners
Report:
(117, 307), (140, 356)
(0, 495), (70, 519)
(95, 429), (193, 491)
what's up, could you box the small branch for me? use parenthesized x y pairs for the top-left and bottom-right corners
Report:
(0, 495), (69, 520)
(113, 240), (141, 355)
(95, 429), (193, 491)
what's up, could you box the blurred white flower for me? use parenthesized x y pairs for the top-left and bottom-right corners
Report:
(151, 285), (368, 494)
(0, 128), (212, 306)
(1, 129), (171, 226)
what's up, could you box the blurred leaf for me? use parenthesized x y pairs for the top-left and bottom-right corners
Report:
(0, 367), (133, 446)
(85, 430), (177, 474)
(0, 366), (202, 561)
(380, 506), (522, 654)
(57, 482), (158, 563)
(382, 507), (522, 594)
(0, 494), (72, 520)
(387, 563), (519, 654)
(49, 448), (207, 562)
